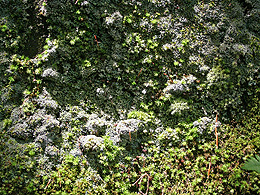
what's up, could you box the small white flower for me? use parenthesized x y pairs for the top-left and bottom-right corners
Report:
(96, 88), (104, 95)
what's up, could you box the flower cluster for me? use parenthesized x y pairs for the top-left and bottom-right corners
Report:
(163, 75), (197, 95)
(169, 100), (189, 115)
(42, 68), (59, 80)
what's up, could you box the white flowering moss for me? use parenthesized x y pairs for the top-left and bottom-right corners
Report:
(78, 135), (104, 151)
(169, 100), (189, 115)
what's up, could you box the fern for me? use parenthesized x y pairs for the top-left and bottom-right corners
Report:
(242, 155), (260, 173)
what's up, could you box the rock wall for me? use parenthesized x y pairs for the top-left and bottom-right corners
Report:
(0, 0), (259, 194)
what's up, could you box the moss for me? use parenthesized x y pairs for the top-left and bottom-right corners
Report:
(0, 0), (259, 194)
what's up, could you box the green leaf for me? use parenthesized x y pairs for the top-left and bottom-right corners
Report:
(151, 19), (158, 24)
(9, 76), (15, 83)
(242, 155), (260, 173)
(29, 150), (35, 156)
(126, 18), (132, 23)
(146, 13), (150, 17)
(174, 61), (179, 66)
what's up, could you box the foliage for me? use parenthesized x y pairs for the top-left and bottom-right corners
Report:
(0, 0), (260, 194)
(1, 113), (260, 194)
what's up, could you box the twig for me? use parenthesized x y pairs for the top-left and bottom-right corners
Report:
(94, 35), (99, 47)
(22, 97), (30, 106)
(207, 162), (211, 178)
(75, 0), (79, 4)
(163, 72), (173, 83)
(215, 114), (218, 148)
(135, 68), (143, 82)
(44, 178), (52, 190)
(132, 173), (150, 195)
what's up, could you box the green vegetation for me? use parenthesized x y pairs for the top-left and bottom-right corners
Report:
(0, 0), (259, 194)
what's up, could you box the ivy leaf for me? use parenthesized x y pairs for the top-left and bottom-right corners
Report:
(8, 76), (15, 83)
(242, 155), (260, 173)
(151, 19), (158, 24)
